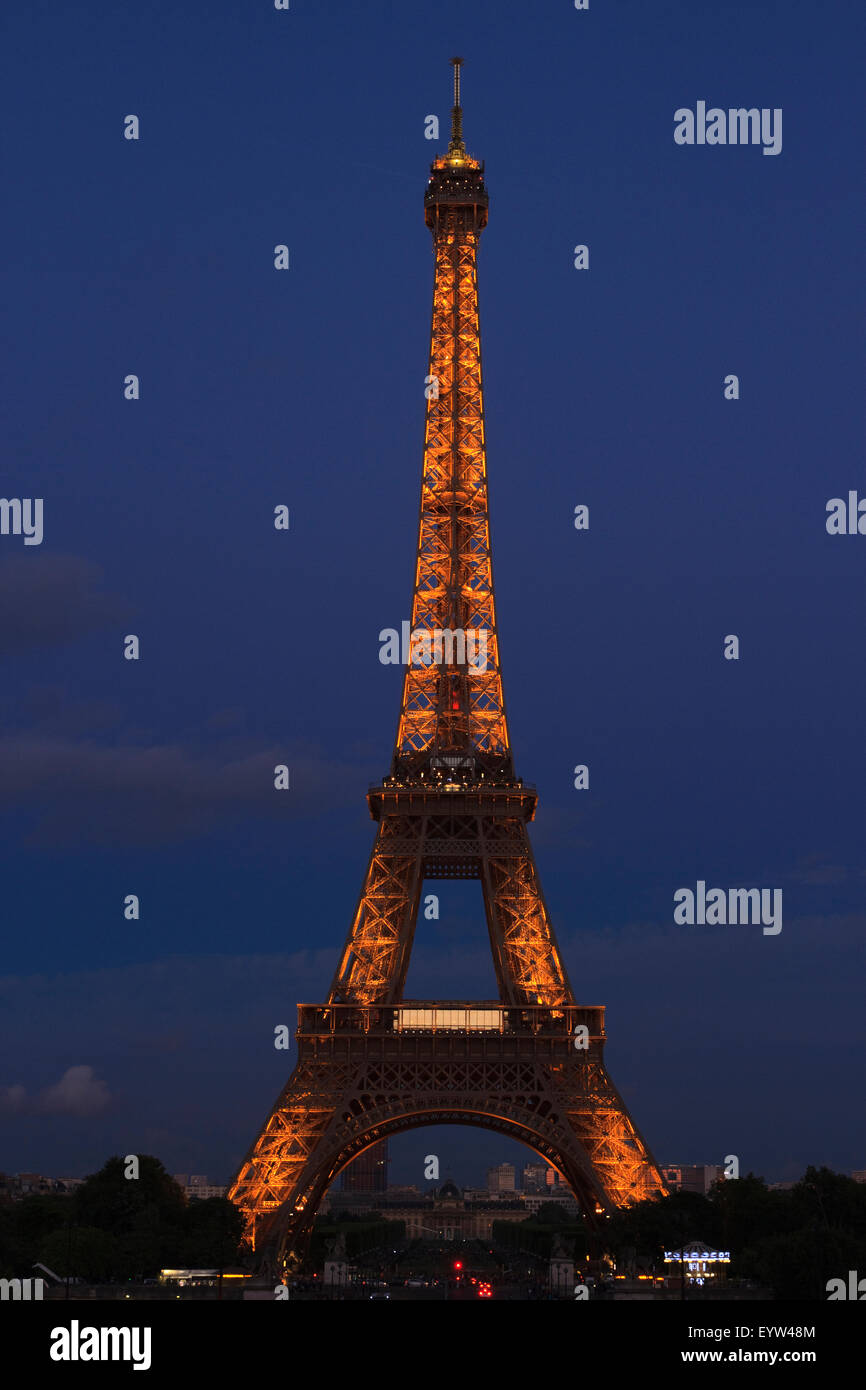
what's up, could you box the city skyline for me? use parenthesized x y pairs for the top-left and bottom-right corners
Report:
(11, 1152), (861, 1198)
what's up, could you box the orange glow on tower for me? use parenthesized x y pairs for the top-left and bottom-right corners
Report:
(226, 60), (667, 1273)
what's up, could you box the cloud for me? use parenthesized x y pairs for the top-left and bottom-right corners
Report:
(0, 1065), (111, 1117)
(0, 736), (359, 846)
(38, 1066), (112, 1116)
(0, 555), (129, 657)
(787, 854), (854, 887)
(0, 1083), (27, 1113)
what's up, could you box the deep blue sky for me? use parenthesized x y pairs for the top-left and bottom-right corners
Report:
(1, 0), (863, 1191)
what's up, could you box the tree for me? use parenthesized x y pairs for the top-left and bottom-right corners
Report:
(39, 1226), (121, 1283)
(533, 1202), (569, 1227)
(0, 1194), (73, 1275)
(183, 1198), (245, 1268)
(790, 1166), (866, 1238)
(74, 1156), (188, 1279)
(75, 1155), (186, 1235)
(605, 1190), (717, 1266)
(708, 1172), (792, 1252)
(753, 1226), (865, 1301)
(10, 1194), (74, 1249)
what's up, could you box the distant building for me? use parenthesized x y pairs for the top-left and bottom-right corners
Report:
(387, 1180), (526, 1240)
(14, 1173), (54, 1195)
(524, 1191), (579, 1218)
(173, 1175), (226, 1200)
(662, 1164), (722, 1195)
(327, 1182), (423, 1218)
(322, 1179), (527, 1238)
(487, 1163), (516, 1193)
(852, 1171), (866, 1185)
(341, 1139), (389, 1194)
(1, 1173), (73, 1199)
(522, 1164), (548, 1193)
(55, 1178), (85, 1194)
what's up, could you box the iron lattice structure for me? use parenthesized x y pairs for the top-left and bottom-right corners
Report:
(228, 61), (666, 1273)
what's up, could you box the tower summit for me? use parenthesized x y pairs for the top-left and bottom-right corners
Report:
(227, 62), (667, 1275)
(399, 56), (500, 784)
(448, 55), (465, 157)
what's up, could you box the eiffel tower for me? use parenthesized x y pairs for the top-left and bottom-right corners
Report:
(228, 59), (667, 1273)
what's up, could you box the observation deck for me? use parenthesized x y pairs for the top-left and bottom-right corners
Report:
(367, 780), (537, 822)
(297, 1001), (604, 1042)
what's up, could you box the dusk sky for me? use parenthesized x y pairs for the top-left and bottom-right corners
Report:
(1, 0), (863, 1191)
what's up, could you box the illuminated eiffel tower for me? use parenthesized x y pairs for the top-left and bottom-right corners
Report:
(228, 59), (666, 1273)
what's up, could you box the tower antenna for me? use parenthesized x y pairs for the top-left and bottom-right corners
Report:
(449, 55), (465, 156)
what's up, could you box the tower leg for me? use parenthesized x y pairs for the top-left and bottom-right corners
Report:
(329, 820), (424, 1005)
